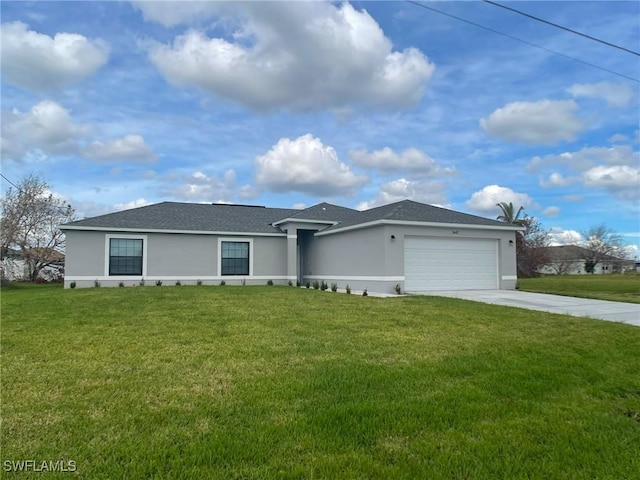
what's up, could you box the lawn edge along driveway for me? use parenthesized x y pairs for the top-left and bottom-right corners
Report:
(424, 290), (640, 326)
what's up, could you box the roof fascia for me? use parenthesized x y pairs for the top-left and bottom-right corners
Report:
(315, 219), (525, 236)
(271, 218), (339, 227)
(59, 225), (286, 237)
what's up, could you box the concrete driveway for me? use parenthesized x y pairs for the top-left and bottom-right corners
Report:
(422, 290), (640, 327)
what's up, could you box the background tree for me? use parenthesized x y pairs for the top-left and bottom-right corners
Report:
(516, 216), (551, 277)
(1, 174), (76, 281)
(581, 224), (625, 274)
(496, 202), (525, 225)
(496, 202), (550, 277)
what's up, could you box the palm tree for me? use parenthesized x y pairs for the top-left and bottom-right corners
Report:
(496, 202), (525, 225)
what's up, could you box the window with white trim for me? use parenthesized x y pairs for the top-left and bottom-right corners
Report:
(109, 238), (143, 275)
(220, 241), (250, 276)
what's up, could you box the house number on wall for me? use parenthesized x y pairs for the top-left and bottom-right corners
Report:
(452, 230), (459, 234)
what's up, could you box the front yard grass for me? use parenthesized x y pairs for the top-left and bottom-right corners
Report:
(518, 273), (640, 303)
(1, 284), (639, 479)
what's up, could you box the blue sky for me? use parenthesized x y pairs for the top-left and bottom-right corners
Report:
(1, 1), (639, 255)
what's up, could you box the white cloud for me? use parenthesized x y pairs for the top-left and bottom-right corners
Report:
(567, 82), (634, 107)
(480, 99), (584, 145)
(348, 147), (455, 176)
(148, 2), (434, 112)
(83, 135), (157, 163)
(114, 198), (151, 211)
(465, 185), (536, 215)
(528, 145), (639, 172)
(255, 134), (367, 197)
(542, 206), (560, 217)
(583, 165), (640, 199)
(1, 101), (159, 165)
(528, 145), (640, 201)
(0, 21), (108, 91)
(609, 133), (628, 143)
(540, 172), (574, 188)
(166, 169), (238, 203)
(357, 178), (449, 210)
(1, 100), (90, 160)
(549, 227), (583, 246)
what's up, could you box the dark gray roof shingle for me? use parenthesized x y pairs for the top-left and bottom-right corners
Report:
(62, 202), (298, 234)
(320, 199), (511, 232)
(61, 199), (515, 234)
(281, 202), (358, 223)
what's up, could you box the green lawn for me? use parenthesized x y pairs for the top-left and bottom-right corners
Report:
(1, 284), (639, 479)
(519, 273), (640, 303)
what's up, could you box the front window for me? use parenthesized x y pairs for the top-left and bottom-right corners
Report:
(221, 241), (249, 275)
(109, 238), (143, 275)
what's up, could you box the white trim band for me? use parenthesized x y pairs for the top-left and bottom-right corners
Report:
(305, 275), (405, 282)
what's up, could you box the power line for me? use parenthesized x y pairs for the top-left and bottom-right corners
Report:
(0, 173), (72, 214)
(483, 0), (640, 57)
(0, 173), (20, 190)
(406, 1), (640, 84)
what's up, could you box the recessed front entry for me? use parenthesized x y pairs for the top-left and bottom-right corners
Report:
(404, 236), (498, 291)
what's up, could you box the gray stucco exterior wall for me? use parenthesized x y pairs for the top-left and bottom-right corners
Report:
(302, 224), (517, 294)
(64, 230), (288, 288)
(63, 222), (518, 293)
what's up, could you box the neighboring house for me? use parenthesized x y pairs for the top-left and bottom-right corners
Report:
(539, 245), (634, 275)
(0, 248), (65, 282)
(59, 200), (522, 293)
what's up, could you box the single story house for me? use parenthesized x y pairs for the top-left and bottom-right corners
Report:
(538, 245), (634, 275)
(59, 200), (522, 294)
(1, 247), (65, 282)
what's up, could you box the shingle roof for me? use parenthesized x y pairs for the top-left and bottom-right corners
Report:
(319, 199), (512, 232)
(278, 202), (358, 224)
(61, 199), (517, 234)
(542, 245), (629, 262)
(61, 202), (298, 234)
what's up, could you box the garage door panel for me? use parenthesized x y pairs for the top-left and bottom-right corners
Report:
(404, 237), (497, 291)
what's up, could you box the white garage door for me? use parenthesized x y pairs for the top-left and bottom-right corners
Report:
(404, 236), (498, 291)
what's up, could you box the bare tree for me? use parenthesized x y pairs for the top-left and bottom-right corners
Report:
(516, 216), (551, 278)
(581, 224), (625, 274)
(1, 174), (76, 281)
(546, 257), (576, 275)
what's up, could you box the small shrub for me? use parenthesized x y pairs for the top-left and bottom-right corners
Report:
(70, 281), (76, 289)
(288, 280), (293, 287)
(296, 281), (301, 287)
(305, 281), (310, 289)
(313, 280), (320, 290)
(330, 282), (338, 292)
(362, 288), (368, 297)
(241, 278), (246, 286)
(394, 283), (402, 295)
(267, 279), (274, 286)
(94, 280), (101, 288)
(118, 282), (125, 288)
(196, 279), (202, 286)
(155, 280), (163, 287)
(140, 278), (145, 286)
(320, 280), (328, 291)
(220, 280), (226, 286)
(345, 284), (351, 294)
(175, 280), (181, 286)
